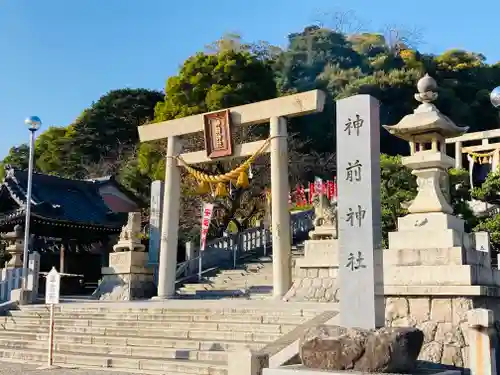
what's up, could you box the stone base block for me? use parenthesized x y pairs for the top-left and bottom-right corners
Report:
(297, 239), (338, 268)
(10, 288), (31, 305)
(308, 226), (337, 240)
(388, 229), (464, 250)
(113, 240), (145, 252)
(397, 212), (465, 232)
(263, 366), (460, 375)
(284, 267), (338, 302)
(384, 247), (490, 267)
(102, 251), (152, 275)
(384, 265), (500, 286)
(94, 251), (155, 301)
(295, 245), (491, 269)
(95, 273), (156, 301)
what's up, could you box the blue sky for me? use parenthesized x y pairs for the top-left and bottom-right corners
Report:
(0, 0), (498, 159)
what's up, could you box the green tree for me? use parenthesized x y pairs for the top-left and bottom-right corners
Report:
(3, 144), (30, 171)
(471, 171), (500, 251)
(64, 88), (163, 177)
(1, 89), (164, 181)
(380, 154), (417, 247)
(155, 50), (276, 120)
(35, 126), (68, 174)
(150, 48), (278, 241)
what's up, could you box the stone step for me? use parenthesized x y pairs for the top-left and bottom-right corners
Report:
(216, 270), (249, 276)
(179, 284), (273, 293)
(249, 293), (273, 300)
(0, 330), (268, 351)
(0, 337), (228, 362)
(179, 285), (213, 291)
(0, 347), (227, 374)
(173, 295), (251, 301)
(176, 290), (248, 298)
(18, 304), (311, 314)
(12, 308), (316, 320)
(212, 275), (269, 281)
(1, 324), (283, 342)
(198, 279), (273, 287)
(219, 273), (273, 282)
(19, 300), (317, 315)
(9, 311), (297, 323)
(2, 316), (295, 333)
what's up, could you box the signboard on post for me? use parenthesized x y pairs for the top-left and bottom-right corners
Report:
(45, 267), (60, 305)
(44, 267), (60, 368)
(337, 94), (384, 330)
(199, 203), (214, 280)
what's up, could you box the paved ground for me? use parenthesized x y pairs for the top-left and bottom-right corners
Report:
(0, 363), (142, 375)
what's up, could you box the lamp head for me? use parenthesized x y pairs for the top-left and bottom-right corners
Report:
(24, 116), (42, 132)
(491, 86), (500, 109)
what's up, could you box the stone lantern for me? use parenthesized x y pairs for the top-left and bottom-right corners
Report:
(1, 225), (24, 268)
(383, 74), (468, 215)
(381, 76), (500, 369)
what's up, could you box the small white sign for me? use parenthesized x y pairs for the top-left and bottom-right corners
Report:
(45, 267), (60, 305)
(475, 232), (490, 253)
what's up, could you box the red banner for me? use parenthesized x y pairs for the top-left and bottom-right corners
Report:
(200, 203), (214, 251)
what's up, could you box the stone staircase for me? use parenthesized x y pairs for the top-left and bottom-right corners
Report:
(0, 300), (334, 374)
(177, 246), (304, 299)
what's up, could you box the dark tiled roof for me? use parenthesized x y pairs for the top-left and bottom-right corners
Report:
(85, 175), (143, 206)
(0, 167), (127, 230)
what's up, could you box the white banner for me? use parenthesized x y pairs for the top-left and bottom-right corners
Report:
(200, 203), (215, 251)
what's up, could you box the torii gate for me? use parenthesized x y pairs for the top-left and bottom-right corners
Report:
(137, 90), (326, 299)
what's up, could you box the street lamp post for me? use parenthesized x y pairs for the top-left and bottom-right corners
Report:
(22, 116), (41, 288)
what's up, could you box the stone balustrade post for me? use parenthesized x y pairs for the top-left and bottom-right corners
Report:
(185, 241), (198, 276)
(27, 252), (40, 303)
(467, 308), (497, 375)
(228, 348), (268, 375)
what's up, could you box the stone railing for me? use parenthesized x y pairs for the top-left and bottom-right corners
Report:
(228, 310), (338, 375)
(175, 209), (314, 282)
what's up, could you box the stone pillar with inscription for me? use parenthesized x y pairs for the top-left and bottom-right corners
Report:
(93, 212), (156, 301)
(337, 94), (384, 329)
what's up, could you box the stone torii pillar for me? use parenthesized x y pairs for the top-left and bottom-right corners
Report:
(137, 90), (326, 299)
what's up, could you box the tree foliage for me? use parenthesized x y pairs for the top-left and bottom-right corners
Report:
(2, 24), (500, 247)
(380, 154), (416, 248)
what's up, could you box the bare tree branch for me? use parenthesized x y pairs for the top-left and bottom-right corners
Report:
(381, 24), (425, 55)
(311, 8), (369, 35)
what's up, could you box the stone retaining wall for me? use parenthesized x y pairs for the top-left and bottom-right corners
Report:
(283, 264), (500, 369)
(283, 268), (338, 303)
(385, 296), (472, 367)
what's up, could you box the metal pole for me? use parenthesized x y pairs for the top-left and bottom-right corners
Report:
(198, 254), (202, 282)
(22, 130), (36, 288)
(263, 227), (267, 257)
(233, 244), (237, 269)
(48, 303), (54, 366)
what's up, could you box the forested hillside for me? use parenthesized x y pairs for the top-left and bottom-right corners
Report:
(2, 26), (500, 245)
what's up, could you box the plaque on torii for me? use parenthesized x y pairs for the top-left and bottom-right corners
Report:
(203, 109), (233, 159)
